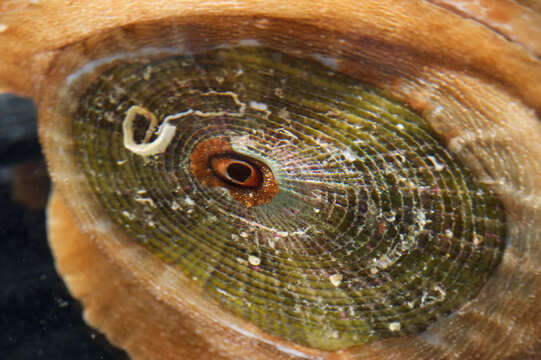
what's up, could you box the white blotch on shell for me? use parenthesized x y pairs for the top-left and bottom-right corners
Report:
(329, 273), (343, 287)
(248, 255), (261, 266)
(427, 155), (445, 171)
(123, 105), (178, 157)
(389, 322), (401, 332)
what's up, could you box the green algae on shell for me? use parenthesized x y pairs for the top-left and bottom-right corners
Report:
(70, 46), (505, 351)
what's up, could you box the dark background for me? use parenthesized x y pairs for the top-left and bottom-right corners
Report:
(0, 94), (127, 359)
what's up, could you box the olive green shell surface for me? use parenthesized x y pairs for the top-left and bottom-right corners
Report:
(72, 47), (505, 351)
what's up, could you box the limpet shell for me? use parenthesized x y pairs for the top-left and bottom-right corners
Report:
(67, 46), (505, 350)
(1, 1), (540, 359)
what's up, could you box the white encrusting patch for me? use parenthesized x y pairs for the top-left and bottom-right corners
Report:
(420, 286), (447, 307)
(190, 90), (246, 117)
(342, 148), (357, 162)
(122, 210), (136, 220)
(170, 201), (181, 211)
(249, 101), (271, 118)
(249, 101), (268, 112)
(329, 273), (343, 287)
(184, 196), (195, 206)
(124, 92), (246, 157)
(427, 155), (445, 171)
(248, 255), (261, 266)
(122, 105), (179, 157)
(134, 195), (156, 208)
(389, 322), (401, 332)
(0, 24), (7, 33)
(431, 104), (443, 117)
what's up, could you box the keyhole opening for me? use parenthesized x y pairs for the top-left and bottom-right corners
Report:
(210, 156), (262, 188)
(227, 162), (252, 183)
(190, 137), (279, 208)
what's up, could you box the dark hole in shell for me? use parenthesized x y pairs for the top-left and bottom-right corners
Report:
(227, 162), (253, 183)
(210, 155), (262, 188)
(190, 137), (278, 207)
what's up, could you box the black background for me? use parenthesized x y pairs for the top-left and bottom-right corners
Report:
(0, 94), (127, 359)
